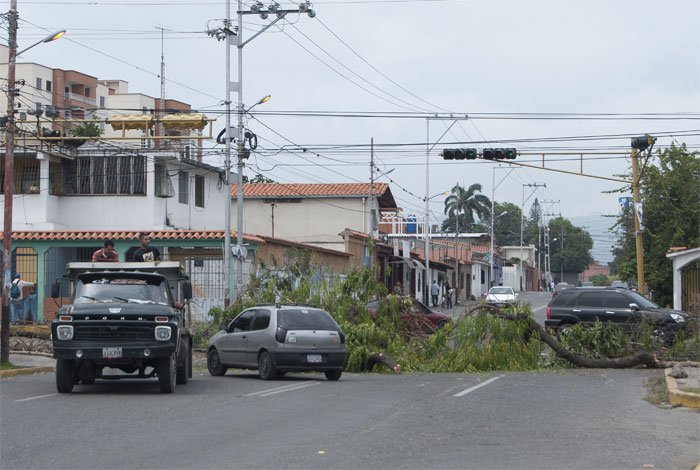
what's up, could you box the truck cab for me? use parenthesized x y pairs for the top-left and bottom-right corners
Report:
(50, 262), (193, 393)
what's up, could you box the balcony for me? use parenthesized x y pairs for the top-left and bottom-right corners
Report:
(64, 92), (96, 106)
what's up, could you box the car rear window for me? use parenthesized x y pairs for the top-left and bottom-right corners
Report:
(551, 291), (575, 306)
(575, 291), (604, 307)
(278, 308), (338, 330)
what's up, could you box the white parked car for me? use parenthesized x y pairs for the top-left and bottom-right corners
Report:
(485, 286), (518, 307)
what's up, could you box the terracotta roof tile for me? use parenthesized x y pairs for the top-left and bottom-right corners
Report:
(4, 230), (266, 243)
(231, 182), (389, 198)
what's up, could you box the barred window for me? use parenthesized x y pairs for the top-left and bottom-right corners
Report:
(57, 154), (147, 196)
(178, 171), (188, 204)
(0, 158), (40, 194)
(194, 175), (204, 208)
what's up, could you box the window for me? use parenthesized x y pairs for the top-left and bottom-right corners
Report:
(57, 154), (147, 196)
(194, 175), (204, 207)
(184, 145), (191, 160)
(575, 292), (604, 308)
(105, 156), (118, 193)
(35, 102), (43, 112)
(77, 156), (91, 194)
(84, 87), (91, 98)
(46, 80), (52, 92)
(36, 78), (42, 89)
(252, 310), (271, 330)
(99, 96), (105, 108)
(154, 163), (173, 197)
(551, 291), (575, 306)
(606, 292), (632, 309)
(119, 156), (131, 194)
(178, 171), (188, 204)
(229, 310), (255, 332)
(3, 159), (41, 194)
(92, 157), (104, 194)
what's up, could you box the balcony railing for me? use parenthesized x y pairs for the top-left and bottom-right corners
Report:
(64, 92), (97, 106)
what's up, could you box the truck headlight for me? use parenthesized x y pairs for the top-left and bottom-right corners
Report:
(155, 325), (172, 341)
(56, 325), (74, 341)
(669, 313), (685, 323)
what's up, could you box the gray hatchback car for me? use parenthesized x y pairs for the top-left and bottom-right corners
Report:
(207, 304), (347, 380)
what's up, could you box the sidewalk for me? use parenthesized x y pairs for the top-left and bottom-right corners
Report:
(0, 353), (55, 378)
(665, 365), (700, 409)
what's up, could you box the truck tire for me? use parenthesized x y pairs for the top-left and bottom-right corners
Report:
(176, 342), (189, 385)
(157, 353), (176, 393)
(56, 359), (75, 393)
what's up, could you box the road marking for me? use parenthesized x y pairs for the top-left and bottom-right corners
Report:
(16, 393), (58, 402)
(532, 305), (547, 312)
(453, 376), (503, 397)
(245, 381), (320, 397)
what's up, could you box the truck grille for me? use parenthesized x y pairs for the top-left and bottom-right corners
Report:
(73, 325), (154, 342)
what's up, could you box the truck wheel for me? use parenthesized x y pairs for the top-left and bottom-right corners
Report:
(157, 353), (176, 393)
(258, 351), (277, 380)
(207, 348), (227, 376)
(56, 359), (75, 393)
(176, 343), (189, 385)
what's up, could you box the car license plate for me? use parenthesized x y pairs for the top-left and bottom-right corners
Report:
(307, 354), (322, 363)
(102, 347), (122, 358)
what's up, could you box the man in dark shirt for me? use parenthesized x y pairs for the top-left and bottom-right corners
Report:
(91, 239), (119, 262)
(132, 232), (161, 262)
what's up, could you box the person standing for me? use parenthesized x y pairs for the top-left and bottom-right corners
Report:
(91, 239), (119, 262)
(10, 273), (34, 323)
(132, 232), (161, 262)
(430, 280), (439, 307)
(444, 281), (453, 309)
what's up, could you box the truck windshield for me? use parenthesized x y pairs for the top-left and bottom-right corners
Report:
(74, 278), (169, 305)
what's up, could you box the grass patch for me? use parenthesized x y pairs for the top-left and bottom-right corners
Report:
(680, 387), (700, 394)
(0, 362), (25, 371)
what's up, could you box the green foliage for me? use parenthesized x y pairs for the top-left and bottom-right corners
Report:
(70, 122), (101, 138)
(589, 274), (610, 286)
(549, 216), (594, 275)
(250, 174), (275, 183)
(441, 183), (491, 233)
(610, 143), (700, 307)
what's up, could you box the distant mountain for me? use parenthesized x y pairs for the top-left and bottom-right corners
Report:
(570, 212), (618, 265)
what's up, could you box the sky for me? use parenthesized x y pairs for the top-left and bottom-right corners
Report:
(4, 0), (700, 262)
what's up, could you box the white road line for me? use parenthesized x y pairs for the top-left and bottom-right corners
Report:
(259, 382), (320, 397)
(15, 393), (58, 403)
(244, 381), (319, 397)
(532, 305), (548, 312)
(453, 376), (503, 398)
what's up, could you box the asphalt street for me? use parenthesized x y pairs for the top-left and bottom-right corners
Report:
(1, 368), (699, 469)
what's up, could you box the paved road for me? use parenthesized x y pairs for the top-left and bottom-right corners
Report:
(519, 291), (553, 324)
(2, 369), (698, 469)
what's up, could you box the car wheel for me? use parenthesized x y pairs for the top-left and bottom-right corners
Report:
(176, 342), (190, 385)
(325, 370), (342, 381)
(56, 358), (75, 393)
(258, 351), (277, 380)
(436, 320), (447, 329)
(207, 348), (227, 376)
(157, 353), (176, 394)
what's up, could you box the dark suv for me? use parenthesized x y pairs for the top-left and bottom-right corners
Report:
(545, 287), (688, 340)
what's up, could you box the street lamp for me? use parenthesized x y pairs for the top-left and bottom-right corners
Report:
(2, 3), (65, 363)
(17, 30), (66, 55)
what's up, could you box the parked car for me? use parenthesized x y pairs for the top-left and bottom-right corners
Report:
(552, 282), (575, 299)
(366, 297), (451, 331)
(581, 281), (594, 287)
(207, 304), (347, 381)
(610, 280), (630, 289)
(485, 286), (518, 308)
(545, 287), (689, 343)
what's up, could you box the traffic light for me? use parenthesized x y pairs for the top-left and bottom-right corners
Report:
(442, 148), (477, 160)
(482, 148), (517, 160)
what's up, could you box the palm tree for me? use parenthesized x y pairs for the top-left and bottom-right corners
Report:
(442, 183), (491, 233)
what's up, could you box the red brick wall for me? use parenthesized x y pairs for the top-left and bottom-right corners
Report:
(43, 297), (69, 322)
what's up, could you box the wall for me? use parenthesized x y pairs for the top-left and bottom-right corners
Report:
(235, 197), (367, 251)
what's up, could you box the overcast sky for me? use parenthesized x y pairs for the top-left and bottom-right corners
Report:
(5, 0), (700, 260)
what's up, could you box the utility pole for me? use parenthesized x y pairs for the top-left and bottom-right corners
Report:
(370, 137), (376, 236)
(1, 0), (18, 363)
(630, 145), (646, 295)
(520, 182), (545, 292)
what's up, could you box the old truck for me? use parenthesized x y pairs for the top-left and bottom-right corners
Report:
(50, 262), (193, 393)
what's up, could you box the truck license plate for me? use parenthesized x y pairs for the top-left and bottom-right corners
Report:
(307, 354), (322, 363)
(102, 347), (122, 358)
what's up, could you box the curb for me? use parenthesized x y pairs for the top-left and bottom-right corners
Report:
(664, 368), (700, 409)
(0, 366), (54, 378)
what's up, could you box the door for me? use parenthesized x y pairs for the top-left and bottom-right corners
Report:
(572, 291), (606, 323)
(219, 309), (255, 365)
(604, 291), (635, 324)
(245, 309), (271, 366)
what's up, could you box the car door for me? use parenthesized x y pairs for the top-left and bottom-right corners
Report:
(604, 291), (636, 325)
(572, 291), (606, 323)
(245, 309), (271, 366)
(219, 309), (255, 365)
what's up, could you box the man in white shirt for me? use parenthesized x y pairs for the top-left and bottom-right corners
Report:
(10, 273), (34, 323)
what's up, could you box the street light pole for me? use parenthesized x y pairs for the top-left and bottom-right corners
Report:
(520, 182), (545, 292)
(1, 0), (19, 364)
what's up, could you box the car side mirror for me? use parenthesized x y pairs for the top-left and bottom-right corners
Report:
(629, 303), (640, 312)
(51, 280), (61, 298)
(182, 281), (193, 300)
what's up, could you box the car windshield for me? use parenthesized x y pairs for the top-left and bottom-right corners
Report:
(489, 288), (513, 295)
(627, 291), (659, 309)
(278, 308), (338, 330)
(74, 278), (169, 305)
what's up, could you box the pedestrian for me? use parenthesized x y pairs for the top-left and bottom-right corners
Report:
(550, 281), (555, 292)
(430, 280), (439, 307)
(91, 239), (119, 262)
(132, 232), (161, 262)
(444, 281), (452, 309)
(10, 273), (34, 324)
